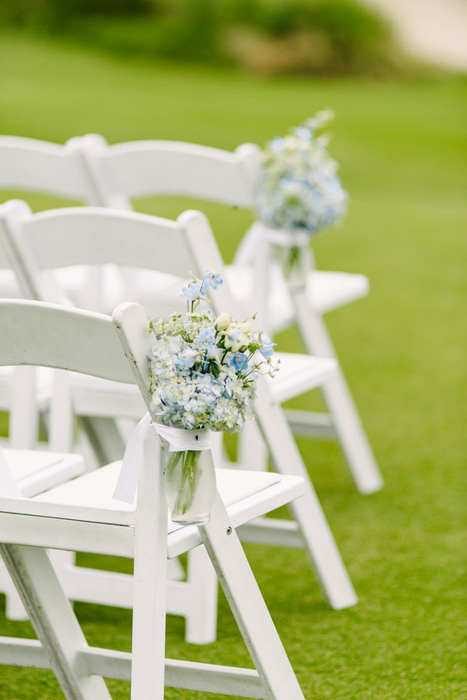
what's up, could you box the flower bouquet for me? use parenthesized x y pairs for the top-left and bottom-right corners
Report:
(148, 271), (276, 523)
(254, 110), (348, 288)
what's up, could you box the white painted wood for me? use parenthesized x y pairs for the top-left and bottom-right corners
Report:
(80, 138), (259, 208)
(130, 424), (167, 699)
(1, 544), (112, 699)
(225, 261), (370, 332)
(0, 135), (380, 495)
(0, 299), (132, 382)
(0, 142), (211, 637)
(291, 287), (383, 494)
(0, 137), (110, 310)
(0, 446), (85, 619)
(0, 201), (357, 611)
(0, 298), (308, 699)
(200, 497), (306, 700)
(254, 378), (358, 609)
(7, 449), (85, 497)
(0, 135), (98, 201)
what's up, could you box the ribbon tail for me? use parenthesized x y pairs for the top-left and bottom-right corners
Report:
(112, 412), (153, 503)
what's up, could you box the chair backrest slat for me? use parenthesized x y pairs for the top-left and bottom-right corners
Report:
(20, 207), (194, 277)
(83, 139), (261, 208)
(0, 200), (253, 324)
(0, 136), (94, 201)
(0, 299), (135, 384)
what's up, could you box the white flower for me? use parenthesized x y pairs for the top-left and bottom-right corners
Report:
(215, 312), (231, 331)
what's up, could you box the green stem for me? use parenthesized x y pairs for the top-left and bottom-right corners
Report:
(167, 449), (202, 516)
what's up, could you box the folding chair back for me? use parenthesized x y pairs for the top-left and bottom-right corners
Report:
(0, 299), (133, 383)
(0, 135), (100, 203)
(75, 135), (260, 209)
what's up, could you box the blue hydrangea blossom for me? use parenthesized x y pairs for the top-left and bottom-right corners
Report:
(148, 272), (277, 433)
(254, 111), (348, 237)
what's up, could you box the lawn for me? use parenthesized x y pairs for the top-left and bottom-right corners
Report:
(0, 33), (466, 700)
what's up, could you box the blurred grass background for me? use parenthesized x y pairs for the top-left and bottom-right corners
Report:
(0, 0), (407, 76)
(0, 9), (466, 699)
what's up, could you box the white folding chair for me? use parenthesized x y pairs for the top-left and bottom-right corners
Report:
(0, 137), (214, 637)
(0, 298), (307, 700)
(0, 134), (99, 292)
(0, 447), (86, 620)
(74, 134), (383, 494)
(0, 199), (219, 642)
(0, 137), (107, 616)
(0, 199), (357, 613)
(0, 134), (121, 450)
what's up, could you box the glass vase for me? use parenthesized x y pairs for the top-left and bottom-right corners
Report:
(261, 227), (314, 292)
(278, 244), (312, 291)
(161, 438), (217, 524)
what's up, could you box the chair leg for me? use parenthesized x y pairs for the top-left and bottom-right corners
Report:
(254, 390), (358, 609)
(199, 497), (305, 700)
(238, 419), (269, 471)
(130, 433), (168, 700)
(293, 293), (383, 494)
(9, 367), (39, 449)
(184, 546), (218, 645)
(0, 544), (111, 700)
(78, 416), (127, 466)
(0, 559), (28, 619)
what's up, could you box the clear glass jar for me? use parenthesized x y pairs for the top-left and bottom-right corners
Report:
(261, 227), (314, 292)
(160, 429), (217, 524)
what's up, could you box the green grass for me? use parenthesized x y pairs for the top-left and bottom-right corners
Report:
(0, 33), (466, 700)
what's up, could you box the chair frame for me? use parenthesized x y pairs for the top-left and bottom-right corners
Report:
(0, 298), (306, 700)
(0, 200), (358, 612)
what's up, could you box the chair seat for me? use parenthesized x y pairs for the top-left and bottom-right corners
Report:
(21, 461), (305, 559)
(6, 448), (85, 496)
(225, 264), (370, 332)
(267, 353), (336, 403)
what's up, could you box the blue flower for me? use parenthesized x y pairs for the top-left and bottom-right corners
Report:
(203, 271), (223, 290)
(270, 137), (285, 152)
(259, 333), (275, 358)
(174, 349), (199, 371)
(230, 353), (248, 372)
(181, 281), (203, 300)
(198, 327), (216, 348)
(294, 126), (313, 141)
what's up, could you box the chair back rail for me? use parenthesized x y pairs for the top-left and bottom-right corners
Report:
(80, 137), (261, 208)
(0, 299), (134, 384)
(0, 135), (98, 202)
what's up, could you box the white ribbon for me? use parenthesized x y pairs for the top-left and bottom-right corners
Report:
(154, 422), (211, 452)
(112, 413), (211, 504)
(259, 224), (310, 249)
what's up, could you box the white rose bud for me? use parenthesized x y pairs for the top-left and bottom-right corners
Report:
(215, 313), (231, 331)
